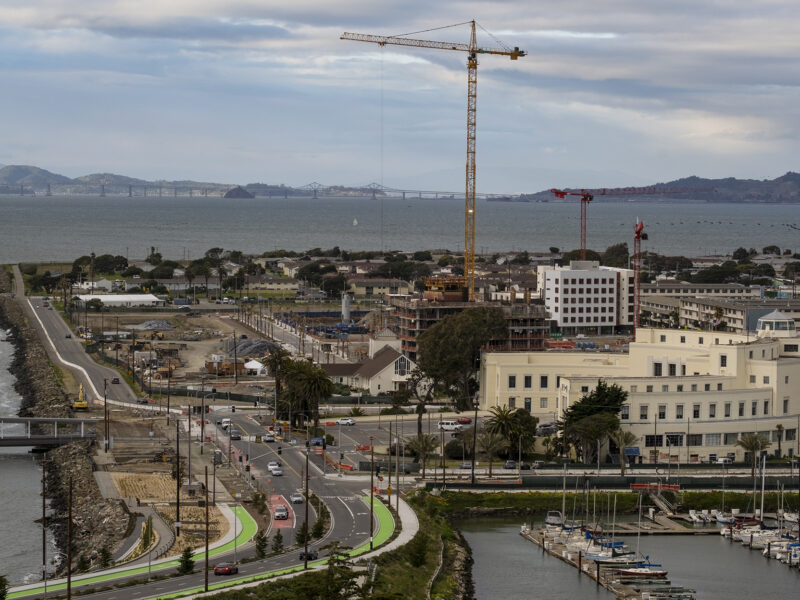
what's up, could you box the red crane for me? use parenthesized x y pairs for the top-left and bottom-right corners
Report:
(632, 219), (648, 338)
(550, 186), (714, 261)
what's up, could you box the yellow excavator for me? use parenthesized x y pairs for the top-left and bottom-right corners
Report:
(72, 383), (89, 410)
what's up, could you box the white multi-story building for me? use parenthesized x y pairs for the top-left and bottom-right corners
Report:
(537, 261), (634, 334)
(480, 312), (800, 463)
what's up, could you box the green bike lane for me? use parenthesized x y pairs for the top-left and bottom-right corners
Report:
(153, 497), (395, 599)
(9, 506), (257, 599)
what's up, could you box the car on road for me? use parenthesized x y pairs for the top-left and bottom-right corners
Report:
(504, 460), (516, 469)
(460, 462), (472, 469)
(213, 562), (238, 576)
(268, 460), (282, 469)
(437, 420), (463, 432)
(290, 492), (305, 504)
(532, 460), (545, 469)
(274, 505), (289, 520)
(336, 417), (356, 426)
(261, 432), (275, 443)
(65, 333), (72, 338)
(229, 429), (242, 440)
(299, 549), (319, 560)
(111, 377), (120, 384)
(269, 464), (283, 476)
(456, 417), (472, 425)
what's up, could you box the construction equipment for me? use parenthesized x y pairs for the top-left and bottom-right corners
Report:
(342, 21), (525, 301)
(72, 384), (89, 410)
(550, 186), (714, 261)
(632, 219), (648, 338)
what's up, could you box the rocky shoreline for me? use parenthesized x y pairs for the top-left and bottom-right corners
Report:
(0, 268), (129, 575)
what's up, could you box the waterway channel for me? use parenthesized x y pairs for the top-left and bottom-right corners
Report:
(458, 517), (800, 599)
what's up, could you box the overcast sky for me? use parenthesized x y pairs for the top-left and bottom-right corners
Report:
(1, 0), (798, 193)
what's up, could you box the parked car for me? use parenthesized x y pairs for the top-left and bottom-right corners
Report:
(336, 417), (356, 426)
(137, 397), (150, 404)
(519, 462), (531, 470)
(274, 505), (289, 520)
(532, 460), (545, 469)
(299, 549), (319, 560)
(504, 460), (516, 469)
(456, 417), (472, 425)
(460, 462), (472, 469)
(213, 562), (238, 576)
(111, 377), (120, 384)
(290, 492), (305, 504)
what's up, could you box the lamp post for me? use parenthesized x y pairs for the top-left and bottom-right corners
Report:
(369, 435), (374, 550)
(103, 378), (109, 452)
(471, 399), (479, 485)
(304, 436), (310, 568)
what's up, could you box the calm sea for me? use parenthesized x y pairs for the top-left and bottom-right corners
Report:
(1, 195), (798, 263)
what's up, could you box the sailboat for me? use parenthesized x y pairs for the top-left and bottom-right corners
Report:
(352, 218), (358, 226)
(716, 466), (735, 523)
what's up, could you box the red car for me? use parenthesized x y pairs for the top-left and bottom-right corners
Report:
(456, 417), (472, 425)
(214, 562), (238, 576)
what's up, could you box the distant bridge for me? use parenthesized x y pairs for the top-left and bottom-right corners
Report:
(0, 416), (100, 448)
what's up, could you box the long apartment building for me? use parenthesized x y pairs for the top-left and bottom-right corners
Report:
(480, 312), (800, 463)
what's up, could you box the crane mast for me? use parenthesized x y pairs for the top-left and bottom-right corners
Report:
(342, 22), (525, 301)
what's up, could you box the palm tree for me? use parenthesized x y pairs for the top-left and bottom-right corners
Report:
(736, 432), (771, 478)
(477, 430), (507, 478)
(265, 348), (291, 400)
(184, 266), (196, 302)
(285, 360), (333, 427)
(609, 429), (639, 476)
(776, 424), (784, 458)
(406, 434), (439, 478)
(485, 405), (517, 445)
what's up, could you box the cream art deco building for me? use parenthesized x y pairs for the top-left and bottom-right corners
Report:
(479, 311), (800, 463)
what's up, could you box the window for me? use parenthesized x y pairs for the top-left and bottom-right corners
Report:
(749, 375), (756, 383)
(540, 398), (548, 409)
(704, 384), (711, 391)
(660, 384), (668, 392)
(581, 386), (589, 393)
(654, 363), (663, 377)
(395, 356), (410, 376)
(640, 405), (649, 420)
(705, 433), (721, 446)
(658, 405), (666, 419)
(691, 384), (697, 392)
(646, 385), (653, 392)
(784, 397), (790, 414)
(524, 398), (532, 412)
(692, 404), (700, 419)
(739, 402), (744, 417)
(786, 376), (790, 384)
(763, 400), (769, 415)
(508, 375), (516, 389)
(699, 337), (704, 344)
(680, 336), (686, 343)
(540, 375), (549, 389)
(508, 397), (516, 409)
(682, 365), (686, 376)
(785, 344), (799, 352)
(666, 433), (683, 447)
(720, 355), (727, 368)
(724, 433), (739, 445)
(669, 363), (677, 376)
(677, 385), (684, 392)
(660, 334), (666, 342)
(644, 435), (663, 447)
(709, 403), (716, 418)
(751, 401), (757, 416)
(786, 429), (797, 442)
(687, 433), (703, 446)
(763, 376), (770, 384)
(717, 383), (723, 391)
(630, 385), (638, 393)
(621, 405), (630, 420)
(524, 375), (532, 389)
(676, 404), (684, 420)
(724, 403), (731, 418)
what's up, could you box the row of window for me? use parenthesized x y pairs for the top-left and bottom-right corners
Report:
(561, 316), (612, 323)
(632, 382), (722, 393)
(653, 362), (686, 377)
(623, 398), (787, 421)
(507, 397), (549, 410)
(556, 278), (613, 285)
(642, 429), (797, 447)
(508, 375), (550, 389)
(555, 293), (614, 301)
(554, 306), (613, 313)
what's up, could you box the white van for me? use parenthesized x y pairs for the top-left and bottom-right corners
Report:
(437, 420), (463, 432)
(219, 418), (232, 430)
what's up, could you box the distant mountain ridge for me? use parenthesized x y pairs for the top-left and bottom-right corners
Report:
(1, 164), (799, 202)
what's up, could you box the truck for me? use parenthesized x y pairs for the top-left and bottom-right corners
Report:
(72, 384), (89, 410)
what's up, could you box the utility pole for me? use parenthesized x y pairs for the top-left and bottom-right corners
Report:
(204, 466), (209, 592)
(67, 477), (72, 600)
(304, 438), (310, 569)
(42, 459), (47, 599)
(232, 331), (238, 384)
(471, 399), (479, 485)
(175, 419), (181, 536)
(103, 379), (109, 452)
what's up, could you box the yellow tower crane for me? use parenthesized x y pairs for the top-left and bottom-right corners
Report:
(341, 21), (525, 301)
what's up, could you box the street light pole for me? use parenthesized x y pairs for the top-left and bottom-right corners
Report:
(369, 435), (374, 550)
(103, 378), (109, 452)
(304, 439), (310, 569)
(471, 399), (479, 485)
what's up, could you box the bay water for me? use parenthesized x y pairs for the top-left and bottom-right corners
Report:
(1, 195), (798, 263)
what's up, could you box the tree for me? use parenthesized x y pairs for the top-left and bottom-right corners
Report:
(609, 429), (639, 476)
(318, 541), (359, 600)
(732, 247), (749, 261)
(412, 250), (433, 262)
(265, 347), (292, 403)
(285, 360), (333, 426)
(0, 575), (8, 600)
(561, 380), (627, 464)
(566, 413), (620, 465)
(736, 433), (771, 478)
(562, 249), (601, 262)
(296, 521), (310, 546)
(406, 434), (439, 478)
(99, 545), (113, 569)
(271, 529), (284, 553)
(776, 424), (784, 457)
(477, 430), (506, 477)
(255, 529), (268, 559)
(417, 307), (507, 410)
(601, 243), (629, 268)
(176, 547), (194, 575)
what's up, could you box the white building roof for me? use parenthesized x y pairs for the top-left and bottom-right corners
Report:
(76, 294), (161, 304)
